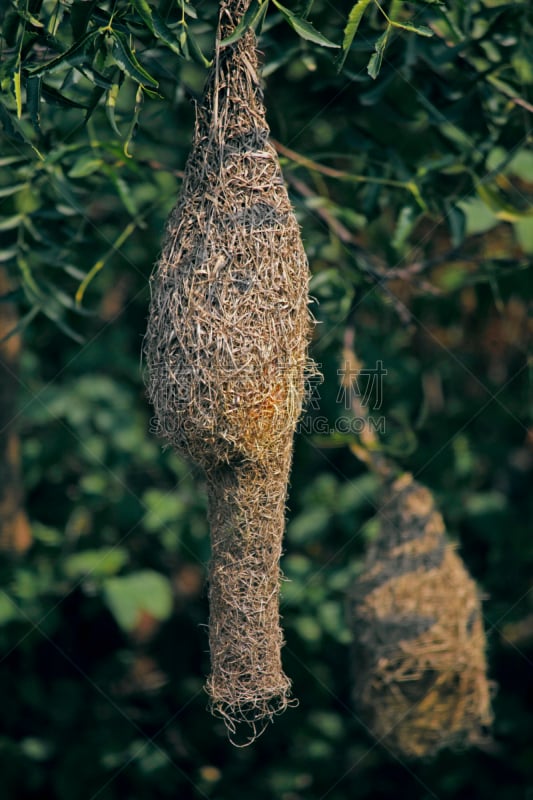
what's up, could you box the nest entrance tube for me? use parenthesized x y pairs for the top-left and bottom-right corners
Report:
(144, 0), (313, 742)
(206, 454), (295, 743)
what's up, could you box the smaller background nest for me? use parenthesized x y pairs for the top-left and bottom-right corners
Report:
(349, 472), (494, 758)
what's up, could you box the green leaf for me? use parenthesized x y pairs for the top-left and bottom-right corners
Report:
(0, 183), (28, 198)
(391, 205), (416, 252)
(390, 21), (433, 37)
(63, 548), (129, 579)
(514, 217), (533, 255)
(0, 102), (44, 159)
(507, 150), (533, 183)
(0, 247), (18, 262)
(19, 738), (53, 762)
(32, 523), (63, 546)
(110, 31), (159, 87)
(294, 615), (322, 642)
(40, 83), (87, 109)
(84, 85), (106, 124)
(40, 301), (85, 343)
(26, 75), (42, 133)
(0, 213), (24, 231)
(464, 492), (507, 517)
(16, 184), (41, 214)
(0, 156), (27, 167)
(446, 203), (466, 247)
(337, 0), (372, 71)
(271, 0), (339, 48)
(70, 0), (98, 39)
(130, 0), (183, 55)
(14, 67), (22, 119)
(123, 84), (144, 158)
(76, 218), (137, 304)
(108, 170), (139, 216)
(318, 601), (348, 641)
(78, 64), (114, 89)
(309, 711), (344, 739)
(17, 252), (41, 297)
(41, 280), (94, 315)
(187, 30), (212, 67)
(47, 166), (81, 211)
(367, 28), (390, 79)
(142, 488), (186, 533)
(105, 80), (123, 136)
(68, 155), (104, 178)
(288, 506), (329, 544)
(103, 570), (173, 633)
(220, 0), (269, 46)
(25, 30), (98, 76)
(0, 592), (21, 626)
(476, 182), (533, 222)
(0, 306), (39, 346)
(3, 10), (21, 47)
(13, 8), (44, 28)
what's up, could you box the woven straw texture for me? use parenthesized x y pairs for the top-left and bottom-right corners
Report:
(144, 0), (314, 742)
(349, 473), (493, 758)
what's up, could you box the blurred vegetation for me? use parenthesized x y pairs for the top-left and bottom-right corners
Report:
(0, 0), (532, 797)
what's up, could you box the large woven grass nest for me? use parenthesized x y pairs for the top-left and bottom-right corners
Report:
(144, 0), (314, 742)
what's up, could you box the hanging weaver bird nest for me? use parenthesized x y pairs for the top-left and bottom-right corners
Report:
(348, 473), (493, 758)
(144, 0), (314, 743)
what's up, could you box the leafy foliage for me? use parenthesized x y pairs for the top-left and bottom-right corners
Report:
(0, 0), (532, 798)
